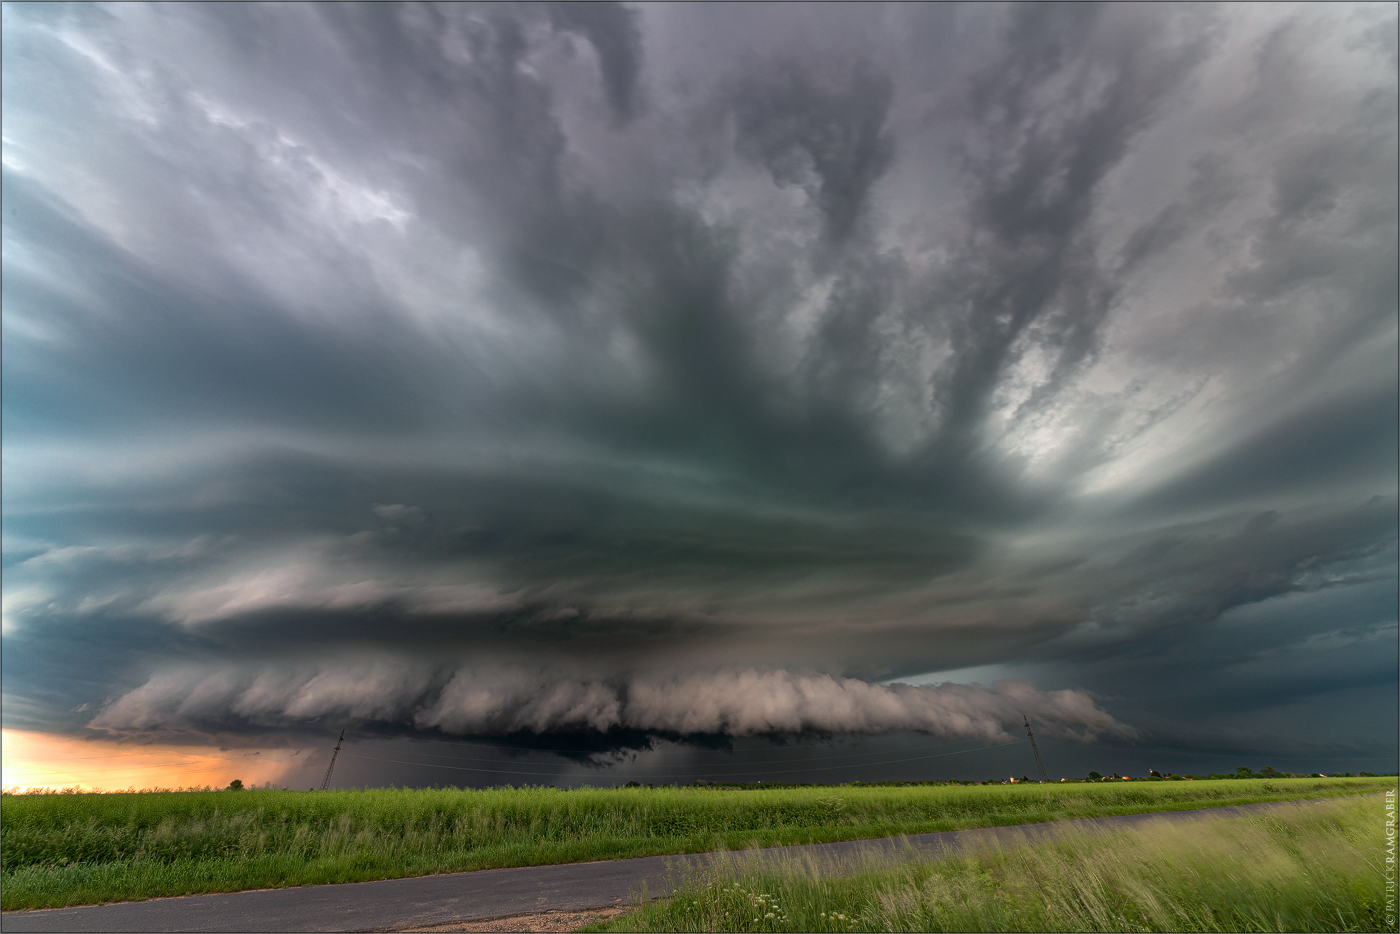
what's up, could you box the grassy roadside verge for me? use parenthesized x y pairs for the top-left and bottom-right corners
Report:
(3, 777), (1393, 911)
(584, 794), (1394, 933)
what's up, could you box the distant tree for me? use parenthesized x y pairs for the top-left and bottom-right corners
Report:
(226, 779), (244, 791)
(1258, 766), (1282, 778)
(1087, 771), (1102, 781)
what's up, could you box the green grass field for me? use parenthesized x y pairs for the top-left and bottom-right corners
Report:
(585, 794), (1394, 932)
(2, 777), (1393, 912)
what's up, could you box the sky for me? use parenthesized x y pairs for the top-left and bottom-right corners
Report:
(2, 2), (1396, 792)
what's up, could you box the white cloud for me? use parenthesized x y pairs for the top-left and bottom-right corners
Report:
(92, 661), (1130, 744)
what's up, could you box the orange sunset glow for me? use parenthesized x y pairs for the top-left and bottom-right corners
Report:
(1, 730), (310, 793)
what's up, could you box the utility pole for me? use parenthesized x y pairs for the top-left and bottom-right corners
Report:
(319, 729), (345, 791)
(1024, 716), (1049, 782)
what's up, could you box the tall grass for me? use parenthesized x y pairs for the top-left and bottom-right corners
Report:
(2, 777), (1392, 911)
(591, 795), (1393, 932)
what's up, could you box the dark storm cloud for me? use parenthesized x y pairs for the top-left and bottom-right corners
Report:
(1, 174), (457, 441)
(930, 2), (1213, 438)
(729, 58), (895, 244)
(1131, 385), (1397, 514)
(3, 2), (1395, 776)
(547, 1), (644, 123)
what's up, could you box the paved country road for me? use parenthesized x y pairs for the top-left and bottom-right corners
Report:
(0, 800), (1336, 933)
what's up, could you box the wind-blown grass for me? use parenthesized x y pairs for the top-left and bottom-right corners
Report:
(589, 795), (1393, 932)
(2, 777), (1392, 911)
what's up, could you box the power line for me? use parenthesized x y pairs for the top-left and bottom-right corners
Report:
(6, 728), (1034, 768)
(8, 755), (305, 779)
(343, 729), (1003, 765)
(14, 753), (201, 762)
(337, 739), (1027, 780)
(17, 749), (300, 762)
(7, 731), (1016, 782)
(3, 763), (276, 783)
(16, 734), (988, 766)
(10, 737), (1019, 786)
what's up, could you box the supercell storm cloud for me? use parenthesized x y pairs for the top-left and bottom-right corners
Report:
(2, 2), (1396, 780)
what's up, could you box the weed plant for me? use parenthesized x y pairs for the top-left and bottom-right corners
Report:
(589, 795), (1392, 932)
(1, 776), (1392, 911)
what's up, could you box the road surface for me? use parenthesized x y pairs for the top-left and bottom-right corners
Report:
(0, 799), (1332, 933)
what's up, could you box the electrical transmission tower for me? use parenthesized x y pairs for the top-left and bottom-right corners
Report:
(1024, 716), (1050, 782)
(319, 729), (345, 791)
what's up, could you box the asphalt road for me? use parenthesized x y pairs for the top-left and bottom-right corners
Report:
(0, 799), (1331, 933)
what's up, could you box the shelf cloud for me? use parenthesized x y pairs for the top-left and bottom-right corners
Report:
(90, 661), (1130, 745)
(3, 2), (1394, 781)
